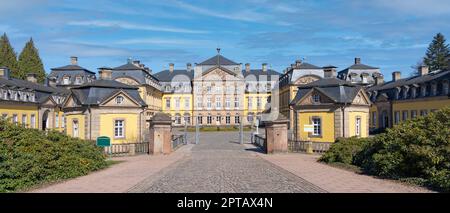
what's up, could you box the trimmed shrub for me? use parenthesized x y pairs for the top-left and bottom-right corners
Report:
(0, 119), (107, 192)
(319, 137), (370, 165)
(320, 107), (450, 192)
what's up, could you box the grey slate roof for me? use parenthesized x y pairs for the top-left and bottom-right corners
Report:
(338, 63), (379, 75)
(367, 69), (450, 92)
(198, 55), (239, 66)
(51, 64), (96, 74)
(111, 62), (159, 85)
(290, 77), (362, 105)
(112, 63), (144, 71)
(242, 69), (281, 81)
(153, 70), (194, 82)
(0, 77), (69, 104)
(70, 79), (146, 106)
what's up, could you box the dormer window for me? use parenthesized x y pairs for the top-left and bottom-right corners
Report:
(116, 96), (124, 104)
(75, 76), (83, 85)
(63, 76), (70, 85)
(312, 94), (320, 103)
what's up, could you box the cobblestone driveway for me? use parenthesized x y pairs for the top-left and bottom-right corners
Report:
(128, 132), (325, 193)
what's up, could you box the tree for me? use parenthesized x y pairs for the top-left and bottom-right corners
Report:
(18, 38), (46, 83)
(423, 33), (450, 72)
(0, 33), (19, 78)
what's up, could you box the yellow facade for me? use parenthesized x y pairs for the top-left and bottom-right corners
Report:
(65, 114), (85, 139)
(99, 113), (139, 144)
(369, 105), (378, 129)
(348, 111), (368, 138)
(0, 104), (39, 128)
(162, 93), (193, 124)
(296, 111), (335, 142)
(392, 98), (450, 120)
(244, 93), (271, 122)
(51, 109), (65, 132)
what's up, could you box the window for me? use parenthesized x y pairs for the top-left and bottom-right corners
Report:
(30, 114), (36, 128)
(355, 117), (361, 136)
(247, 114), (254, 123)
(411, 110), (417, 119)
(61, 115), (65, 128)
(235, 115), (240, 124)
(312, 94), (320, 103)
(73, 120), (79, 137)
(175, 98), (180, 109)
(215, 97), (221, 108)
(402, 111), (408, 121)
(420, 109), (428, 116)
(63, 76), (70, 85)
(312, 117), (321, 136)
(114, 120), (125, 138)
(225, 97), (231, 108)
(197, 116), (203, 124)
(207, 116), (212, 124)
(216, 116), (221, 124)
(175, 114), (181, 125)
(22, 114), (27, 127)
(165, 98), (170, 108)
(257, 97), (262, 108)
(371, 111), (377, 127)
(55, 114), (59, 128)
(207, 86), (212, 93)
(248, 97), (253, 108)
(12, 114), (18, 125)
(196, 97), (202, 108)
(75, 76), (82, 85)
(184, 97), (190, 109)
(226, 115), (231, 124)
(207, 97), (212, 109)
(394, 111), (400, 124)
(116, 96), (124, 104)
(234, 97), (239, 108)
(184, 115), (190, 124)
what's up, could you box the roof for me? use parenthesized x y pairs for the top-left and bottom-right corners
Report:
(51, 64), (96, 74)
(113, 63), (145, 71)
(290, 77), (362, 105)
(338, 63), (379, 75)
(73, 79), (138, 89)
(242, 69), (281, 81)
(153, 70), (194, 82)
(70, 80), (146, 106)
(0, 77), (69, 95)
(198, 55), (239, 66)
(367, 69), (450, 92)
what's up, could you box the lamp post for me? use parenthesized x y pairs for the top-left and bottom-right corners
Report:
(239, 116), (243, 144)
(195, 118), (199, 144)
(184, 120), (188, 145)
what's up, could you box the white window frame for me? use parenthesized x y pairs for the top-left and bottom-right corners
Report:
(30, 114), (36, 128)
(355, 117), (361, 137)
(184, 97), (190, 109)
(116, 96), (124, 104)
(114, 120), (125, 138)
(215, 96), (221, 109)
(312, 117), (321, 136)
(55, 114), (59, 128)
(22, 114), (27, 127)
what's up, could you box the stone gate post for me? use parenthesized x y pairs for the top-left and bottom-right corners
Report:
(264, 119), (289, 154)
(148, 112), (172, 155)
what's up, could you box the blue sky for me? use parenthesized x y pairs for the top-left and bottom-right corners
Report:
(1, 0), (450, 80)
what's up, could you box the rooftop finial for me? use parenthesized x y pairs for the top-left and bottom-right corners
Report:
(216, 47), (221, 67)
(216, 47), (221, 55)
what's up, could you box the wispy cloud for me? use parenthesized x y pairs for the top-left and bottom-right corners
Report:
(115, 38), (214, 46)
(369, 0), (450, 15)
(67, 20), (208, 34)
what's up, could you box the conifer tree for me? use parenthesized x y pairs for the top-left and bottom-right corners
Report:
(18, 38), (46, 82)
(0, 33), (19, 78)
(423, 33), (450, 71)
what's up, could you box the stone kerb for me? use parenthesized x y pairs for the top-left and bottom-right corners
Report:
(148, 112), (173, 155)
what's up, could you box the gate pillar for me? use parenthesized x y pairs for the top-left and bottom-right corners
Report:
(264, 119), (289, 154)
(148, 112), (172, 155)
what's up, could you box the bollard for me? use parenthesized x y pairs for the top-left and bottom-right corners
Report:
(306, 141), (313, 154)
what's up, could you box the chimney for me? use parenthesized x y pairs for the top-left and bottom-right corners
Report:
(323, 66), (337, 78)
(0, 67), (10, 79)
(392, 71), (401, 81)
(169, 63), (174, 73)
(419, 65), (429, 76)
(245, 63), (250, 72)
(375, 74), (384, 85)
(187, 63), (192, 72)
(26, 73), (38, 83)
(354, 57), (361, 65)
(291, 64), (295, 69)
(133, 60), (140, 66)
(98, 67), (112, 80)
(44, 77), (49, 86)
(70, 56), (78, 65)
(295, 59), (302, 67)
(127, 58), (132, 64)
(262, 63), (268, 72)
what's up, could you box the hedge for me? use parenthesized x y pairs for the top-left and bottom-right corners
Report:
(319, 107), (450, 192)
(0, 119), (108, 192)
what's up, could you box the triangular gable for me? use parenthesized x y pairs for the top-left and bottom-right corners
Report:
(41, 96), (57, 107)
(351, 89), (371, 105)
(63, 94), (80, 108)
(200, 66), (238, 78)
(99, 90), (141, 107)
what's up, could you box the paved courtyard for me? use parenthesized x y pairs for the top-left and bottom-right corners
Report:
(32, 131), (432, 193)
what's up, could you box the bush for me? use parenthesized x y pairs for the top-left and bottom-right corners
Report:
(319, 137), (370, 165)
(0, 119), (107, 192)
(321, 107), (450, 192)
